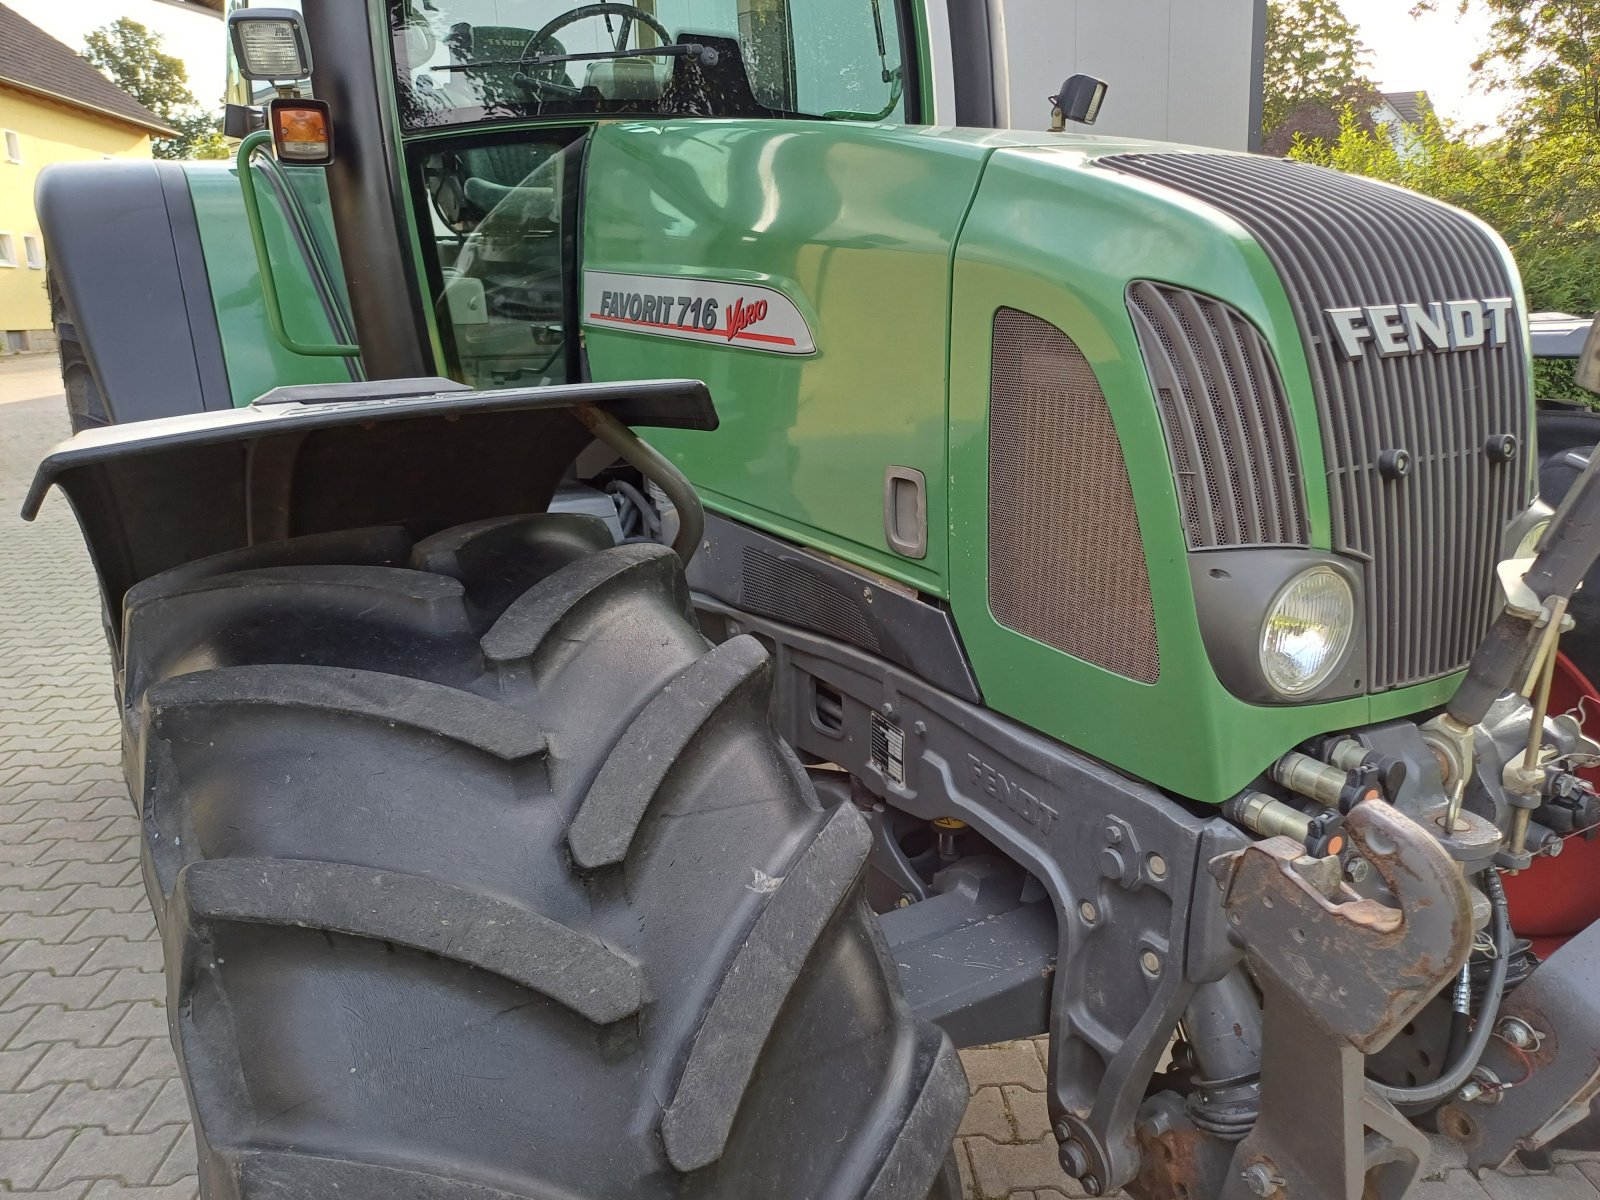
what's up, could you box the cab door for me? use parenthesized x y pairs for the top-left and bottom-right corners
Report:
(405, 127), (587, 390)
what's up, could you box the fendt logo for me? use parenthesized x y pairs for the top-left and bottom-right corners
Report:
(1325, 298), (1516, 360)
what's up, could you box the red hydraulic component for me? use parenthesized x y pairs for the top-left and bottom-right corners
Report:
(1500, 651), (1600, 956)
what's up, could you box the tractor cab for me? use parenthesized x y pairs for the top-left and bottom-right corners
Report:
(223, 0), (915, 393)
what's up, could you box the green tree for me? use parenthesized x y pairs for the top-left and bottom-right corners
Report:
(82, 18), (228, 160)
(1416, 0), (1600, 137)
(1291, 108), (1600, 397)
(1261, 0), (1378, 149)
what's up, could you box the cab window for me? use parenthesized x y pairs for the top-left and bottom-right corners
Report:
(389, 0), (909, 128)
(412, 132), (582, 390)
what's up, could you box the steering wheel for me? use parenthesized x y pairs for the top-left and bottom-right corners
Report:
(517, 3), (675, 97)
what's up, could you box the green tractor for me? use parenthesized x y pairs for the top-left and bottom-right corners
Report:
(27, 2), (1600, 1197)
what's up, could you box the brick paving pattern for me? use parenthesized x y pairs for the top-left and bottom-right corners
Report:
(1, 359), (1596, 1198)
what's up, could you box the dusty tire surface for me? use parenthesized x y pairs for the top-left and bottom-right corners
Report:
(117, 513), (966, 1199)
(49, 275), (110, 433)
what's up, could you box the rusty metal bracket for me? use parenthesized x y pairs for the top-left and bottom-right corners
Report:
(1213, 801), (1472, 1200)
(1438, 916), (1600, 1170)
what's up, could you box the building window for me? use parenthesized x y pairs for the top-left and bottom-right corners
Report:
(23, 234), (42, 270)
(3, 131), (19, 163)
(0, 235), (15, 267)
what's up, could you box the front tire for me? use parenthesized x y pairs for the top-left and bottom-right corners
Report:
(117, 514), (967, 1198)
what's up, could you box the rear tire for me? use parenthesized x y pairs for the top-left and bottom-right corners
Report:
(119, 514), (967, 1198)
(49, 274), (110, 432)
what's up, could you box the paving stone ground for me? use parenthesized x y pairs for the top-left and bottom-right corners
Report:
(0, 354), (1596, 1199)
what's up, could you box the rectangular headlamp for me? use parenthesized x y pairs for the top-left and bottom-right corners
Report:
(229, 9), (313, 81)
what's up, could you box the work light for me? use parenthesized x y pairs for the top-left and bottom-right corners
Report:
(1259, 567), (1355, 697)
(229, 9), (312, 81)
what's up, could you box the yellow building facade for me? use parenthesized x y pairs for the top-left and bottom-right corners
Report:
(0, 88), (157, 345)
(0, 4), (172, 350)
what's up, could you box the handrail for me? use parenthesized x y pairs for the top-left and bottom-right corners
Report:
(236, 131), (361, 358)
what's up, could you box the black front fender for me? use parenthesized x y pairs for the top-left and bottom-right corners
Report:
(24, 376), (717, 650)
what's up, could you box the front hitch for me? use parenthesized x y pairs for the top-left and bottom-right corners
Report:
(1213, 801), (1472, 1200)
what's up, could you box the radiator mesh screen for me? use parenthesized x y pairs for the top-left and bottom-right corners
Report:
(988, 309), (1160, 683)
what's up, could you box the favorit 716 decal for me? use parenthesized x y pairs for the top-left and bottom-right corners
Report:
(582, 271), (816, 355)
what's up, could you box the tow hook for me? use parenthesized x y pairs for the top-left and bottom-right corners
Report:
(1212, 800), (1472, 1200)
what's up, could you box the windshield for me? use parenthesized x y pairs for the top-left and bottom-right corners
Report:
(389, 0), (908, 129)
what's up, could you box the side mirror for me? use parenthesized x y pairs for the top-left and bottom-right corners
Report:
(1577, 311), (1600, 395)
(222, 103), (267, 140)
(1050, 74), (1108, 130)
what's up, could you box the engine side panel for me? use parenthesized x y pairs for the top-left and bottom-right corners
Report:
(184, 162), (359, 408)
(947, 146), (1465, 802)
(580, 120), (995, 599)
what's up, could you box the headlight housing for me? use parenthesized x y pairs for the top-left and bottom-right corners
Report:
(1260, 567), (1356, 697)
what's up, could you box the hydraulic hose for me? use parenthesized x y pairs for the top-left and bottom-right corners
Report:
(572, 402), (704, 566)
(1368, 871), (1511, 1107)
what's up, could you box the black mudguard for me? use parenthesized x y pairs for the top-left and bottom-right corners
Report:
(22, 376), (717, 651)
(37, 160), (233, 423)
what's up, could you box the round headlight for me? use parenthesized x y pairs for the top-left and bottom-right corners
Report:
(1260, 567), (1355, 697)
(1515, 519), (1550, 559)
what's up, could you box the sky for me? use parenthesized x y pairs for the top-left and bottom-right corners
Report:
(6, 0), (227, 111)
(1338, 0), (1513, 133)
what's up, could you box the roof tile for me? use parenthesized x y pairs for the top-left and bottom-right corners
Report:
(0, 5), (177, 136)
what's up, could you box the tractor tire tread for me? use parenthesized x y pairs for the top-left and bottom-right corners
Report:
(567, 633), (771, 869)
(117, 516), (964, 1199)
(145, 664), (546, 761)
(177, 856), (642, 1024)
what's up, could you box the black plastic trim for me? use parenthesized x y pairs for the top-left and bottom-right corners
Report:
(155, 163), (233, 413)
(946, 0), (995, 127)
(37, 160), (233, 422)
(688, 513), (982, 703)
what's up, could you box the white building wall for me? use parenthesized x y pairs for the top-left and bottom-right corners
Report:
(989, 0), (1261, 150)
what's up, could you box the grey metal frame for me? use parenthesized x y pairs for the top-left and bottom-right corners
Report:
(690, 588), (1252, 1193)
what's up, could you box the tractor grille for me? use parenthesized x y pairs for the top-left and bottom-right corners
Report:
(1104, 153), (1530, 690)
(989, 308), (1159, 683)
(1128, 281), (1308, 549)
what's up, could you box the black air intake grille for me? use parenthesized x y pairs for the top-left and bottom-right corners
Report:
(989, 308), (1159, 683)
(1105, 153), (1530, 690)
(1128, 281), (1308, 549)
